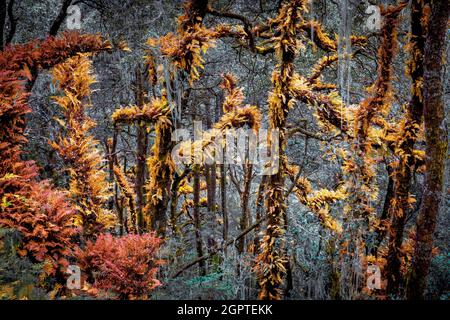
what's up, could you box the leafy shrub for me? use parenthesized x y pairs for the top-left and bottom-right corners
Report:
(75, 233), (163, 299)
(0, 228), (48, 299)
(0, 181), (78, 277)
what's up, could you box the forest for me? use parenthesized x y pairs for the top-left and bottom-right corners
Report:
(0, 0), (448, 301)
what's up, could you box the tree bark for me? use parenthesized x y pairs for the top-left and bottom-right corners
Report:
(105, 130), (121, 233)
(148, 114), (173, 236)
(372, 164), (394, 256)
(254, 175), (267, 253)
(205, 114), (217, 213)
(173, 216), (267, 278)
(134, 65), (148, 232)
(258, 1), (304, 299)
(386, 0), (426, 295)
(169, 172), (182, 233)
(193, 164), (206, 276)
(407, 0), (449, 300)
(220, 148), (228, 254)
(237, 162), (252, 254)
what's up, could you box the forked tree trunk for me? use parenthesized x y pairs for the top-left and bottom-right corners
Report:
(407, 0), (449, 300)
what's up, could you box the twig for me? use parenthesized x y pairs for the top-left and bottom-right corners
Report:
(171, 216), (267, 278)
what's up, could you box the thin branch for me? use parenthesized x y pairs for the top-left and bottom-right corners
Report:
(206, 5), (256, 52)
(287, 126), (331, 141)
(0, 0), (6, 50)
(49, 0), (73, 36)
(172, 216), (267, 278)
(5, 0), (16, 45)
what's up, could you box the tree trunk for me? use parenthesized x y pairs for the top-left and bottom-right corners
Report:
(134, 65), (148, 232)
(237, 162), (252, 254)
(257, 1), (302, 300)
(148, 115), (173, 236)
(254, 176), (267, 253)
(205, 163), (217, 213)
(327, 238), (341, 300)
(407, 0), (449, 300)
(193, 164), (206, 276)
(372, 164), (394, 256)
(205, 114), (217, 213)
(283, 208), (293, 298)
(170, 172), (182, 233)
(386, 0), (426, 295)
(220, 158), (228, 255)
(105, 130), (122, 233)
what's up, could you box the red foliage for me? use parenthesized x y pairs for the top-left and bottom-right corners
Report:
(0, 68), (78, 277)
(75, 233), (163, 299)
(0, 31), (114, 201)
(0, 31), (112, 74)
(0, 181), (78, 276)
(0, 32), (113, 278)
(0, 72), (34, 186)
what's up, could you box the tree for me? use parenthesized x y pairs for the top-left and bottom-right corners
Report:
(51, 53), (116, 238)
(0, 31), (114, 287)
(385, 0), (427, 296)
(407, 0), (449, 300)
(255, 0), (307, 300)
(1, 0), (448, 301)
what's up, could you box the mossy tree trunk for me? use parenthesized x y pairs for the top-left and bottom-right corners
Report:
(386, 0), (426, 295)
(407, 0), (449, 300)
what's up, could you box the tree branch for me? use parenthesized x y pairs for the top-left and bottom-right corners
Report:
(287, 126), (331, 141)
(206, 5), (256, 52)
(172, 216), (267, 278)
(5, 0), (16, 45)
(49, 0), (73, 36)
(0, 0), (6, 50)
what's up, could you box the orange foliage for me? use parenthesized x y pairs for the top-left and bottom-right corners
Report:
(355, 3), (406, 147)
(0, 31), (112, 75)
(74, 233), (163, 299)
(51, 54), (116, 237)
(256, 0), (308, 301)
(112, 164), (137, 233)
(0, 181), (77, 277)
(0, 32), (113, 278)
(112, 100), (171, 126)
